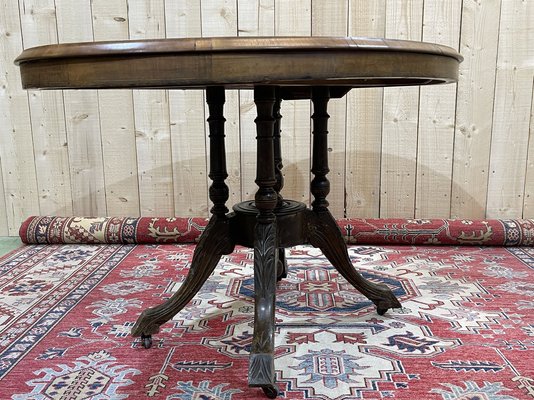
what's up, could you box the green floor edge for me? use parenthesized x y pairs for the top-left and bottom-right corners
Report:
(0, 237), (23, 257)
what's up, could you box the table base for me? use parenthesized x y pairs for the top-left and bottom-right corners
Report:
(131, 85), (402, 398)
(131, 202), (401, 397)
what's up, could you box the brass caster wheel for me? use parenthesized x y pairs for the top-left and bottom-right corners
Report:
(262, 384), (279, 398)
(141, 334), (153, 349)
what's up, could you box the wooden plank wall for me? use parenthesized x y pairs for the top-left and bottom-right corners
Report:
(0, 0), (533, 235)
(416, 1), (461, 218)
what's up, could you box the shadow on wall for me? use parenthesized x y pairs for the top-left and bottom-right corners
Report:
(346, 150), (486, 219)
(48, 150), (484, 221)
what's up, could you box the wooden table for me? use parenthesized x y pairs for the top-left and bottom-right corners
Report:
(16, 37), (462, 398)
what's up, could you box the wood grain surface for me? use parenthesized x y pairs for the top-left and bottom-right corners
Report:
(15, 37), (461, 91)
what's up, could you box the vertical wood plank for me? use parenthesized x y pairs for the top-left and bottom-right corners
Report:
(311, 0), (348, 218)
(238, 0), (274, 36)
(451, 0), (501, 218)
(380, 0), (423, 218)
(201, 0), (238, 36)
(486, 0), (534, 217)
(55, 0), (107, 216)
(0, 159), (7, 235)
(275, 0), (311, 205)
(19, 0), (73, 217)
(166, 0), (209, 217)
(238, 0), (274, 201)
(345, 0), (386, 218)
(92, 0), (140, 217)
(129, 0), (174, 216)
(523, 82), (534, 218)
(415, 0), (462, 218)
(201, 0), (241, 208)
(0, 0), (39, 234)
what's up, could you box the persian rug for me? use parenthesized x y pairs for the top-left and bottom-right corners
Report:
(0, 241), (533, 399)
(19, 216), (534, 246)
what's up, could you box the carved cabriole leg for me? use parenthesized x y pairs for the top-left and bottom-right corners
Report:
(306, 86), (401, 315)
(272, 92), (288, 282)
(131, 217), (234, 342)
(131, 86), (235, 347)
(249, 86), (279, 398)
(306, 211), (401, 314)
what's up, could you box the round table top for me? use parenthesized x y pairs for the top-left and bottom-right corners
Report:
(15, 36), (462, 91)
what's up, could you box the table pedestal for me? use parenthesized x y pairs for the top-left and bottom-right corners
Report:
(131, 85), (401, 398)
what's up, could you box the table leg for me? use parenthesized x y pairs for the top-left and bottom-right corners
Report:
(131, 86), (235, 347)
(131, 216), (234, 346)
(273, 93), (288, 282)
(307, 210), (401, 314)
(273, 90), (284, 205)
(277, 249), (288, 282)
(307, 87), (401, 315)
(249, 86), (279, 398)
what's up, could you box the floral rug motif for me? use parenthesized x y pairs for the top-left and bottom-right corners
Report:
(0, 243), (533, 399)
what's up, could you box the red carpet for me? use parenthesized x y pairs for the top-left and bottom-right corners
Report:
(1, 241), (533, 399)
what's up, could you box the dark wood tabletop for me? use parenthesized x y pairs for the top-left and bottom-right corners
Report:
(15, 36), (462, 90)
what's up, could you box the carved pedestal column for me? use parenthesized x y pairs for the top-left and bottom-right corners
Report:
(248, 86), (280, 398)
